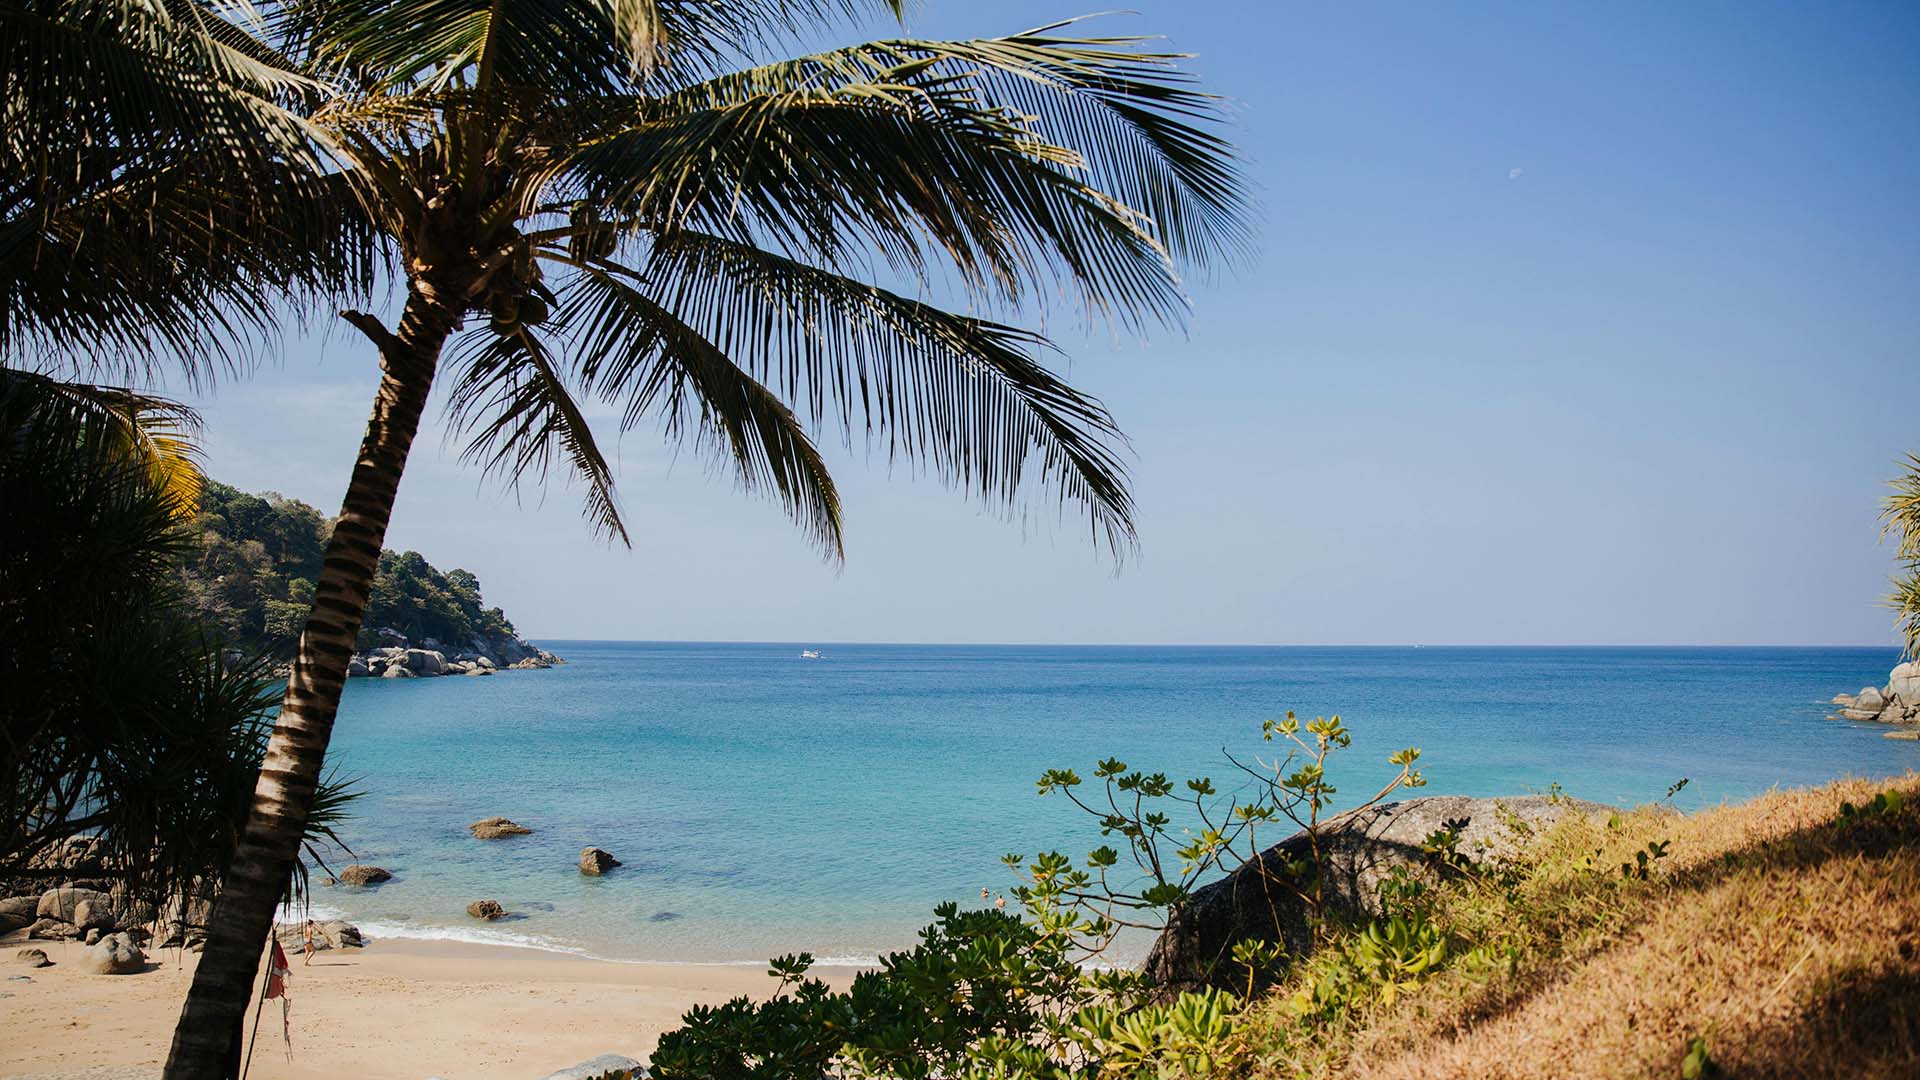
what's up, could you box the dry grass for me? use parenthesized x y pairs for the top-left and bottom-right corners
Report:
(1245, 773), (1920, 1080)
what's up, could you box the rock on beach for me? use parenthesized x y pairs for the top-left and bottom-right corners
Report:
(78, 932), (145, 975)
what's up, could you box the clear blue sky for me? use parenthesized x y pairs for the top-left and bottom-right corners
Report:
(184, 1), (1920, 645)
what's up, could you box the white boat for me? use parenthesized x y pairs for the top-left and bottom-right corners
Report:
(799, 649), (822, 659)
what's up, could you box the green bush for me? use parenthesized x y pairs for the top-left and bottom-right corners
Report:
(651, 905), (1244, 1080)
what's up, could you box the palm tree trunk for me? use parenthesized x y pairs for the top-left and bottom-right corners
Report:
(163, 289), (460, 1079)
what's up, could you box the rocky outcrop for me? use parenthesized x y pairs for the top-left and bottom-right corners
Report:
(579, 848), (621, 875)
(1142, 795), (1607, 992)
(470, 817), (533, 840)
(347, 630), (563, 680)
(78, 931), (145, 974)
(467, 899), (506, 920)
(1830, 661), (1920, 727)
(337, 864), (393, 885)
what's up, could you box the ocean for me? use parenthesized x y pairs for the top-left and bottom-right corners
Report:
(298, 643), (1915, 966)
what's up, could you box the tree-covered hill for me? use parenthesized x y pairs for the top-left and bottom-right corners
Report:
(180, 482), (530, 661)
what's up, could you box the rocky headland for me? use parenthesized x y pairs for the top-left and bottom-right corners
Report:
(347, 626), (564, 679)
(1829, 660), (1920, 736)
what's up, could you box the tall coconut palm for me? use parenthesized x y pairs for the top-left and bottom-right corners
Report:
(140, 2), (1248, 1073)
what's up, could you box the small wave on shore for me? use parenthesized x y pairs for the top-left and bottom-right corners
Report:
(275, 899), (882, 967)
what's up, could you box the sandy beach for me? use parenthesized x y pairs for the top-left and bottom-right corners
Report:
(0, 936), (858, 1079)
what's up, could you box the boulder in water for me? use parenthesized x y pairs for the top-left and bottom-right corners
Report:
(470, 817), (533, 839)
(579, 848), (621, 876)
(467, 899), (506, 920)
(338, 864), (392, 886)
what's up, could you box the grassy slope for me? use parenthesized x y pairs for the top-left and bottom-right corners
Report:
(1246, 773), (1920, 1079)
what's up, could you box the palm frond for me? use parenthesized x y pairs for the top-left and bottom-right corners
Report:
(560, 24), (1246, 327)
(573, 231), (1135, 552)
(1882, 453), (1920, 658)
(0, 368), (205, 518)
(548, 261), (845, 555)
(443, 323), (632, 544)
(284, 0), (907, 92)
(1, 0), (381, 377)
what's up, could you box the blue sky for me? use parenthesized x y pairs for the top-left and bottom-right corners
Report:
(184, 1), (1920, 645)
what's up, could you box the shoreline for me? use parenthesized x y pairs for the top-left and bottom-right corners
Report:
(1, 934), (859, 1079)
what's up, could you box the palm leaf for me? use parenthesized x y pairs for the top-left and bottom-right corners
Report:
(587, 231), (1135, 552)
(443, 323), (632, 544)
(547, 261), (845, 554)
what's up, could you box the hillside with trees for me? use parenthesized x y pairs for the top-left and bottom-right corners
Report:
(179, 482), (535, 662)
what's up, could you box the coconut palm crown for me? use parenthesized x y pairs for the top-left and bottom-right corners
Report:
(145, 1), (1249, 1073)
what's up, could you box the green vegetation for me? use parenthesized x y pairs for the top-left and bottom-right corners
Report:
(1884, 453), (1920, 657)
(181, 482), (518, 658)
(0, 372), (352, 909)
(646, 725), (1920, 1080)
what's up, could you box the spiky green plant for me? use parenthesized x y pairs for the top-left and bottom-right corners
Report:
(1883, 453), (1920, 658)
(0, 370), (355, 942)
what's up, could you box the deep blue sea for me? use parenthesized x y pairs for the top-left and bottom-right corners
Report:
(301, 643), (1915, 965)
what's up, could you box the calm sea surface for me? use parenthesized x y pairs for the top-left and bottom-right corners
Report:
(303, 643), (1915, 964)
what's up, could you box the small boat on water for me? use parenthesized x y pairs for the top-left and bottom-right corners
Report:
(800, 649), (822, 659)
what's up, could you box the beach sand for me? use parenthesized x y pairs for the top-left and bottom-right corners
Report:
(0, 936), (857, 1079)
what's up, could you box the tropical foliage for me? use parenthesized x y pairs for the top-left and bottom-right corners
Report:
(181, 481), (517, 657)
(1883, 453), (1920, 658)
(0, 372), (352, 913)
(1, 0), (376, 379)
(8, 0), (1250, 1069)
(654, 907), (1244, 1080)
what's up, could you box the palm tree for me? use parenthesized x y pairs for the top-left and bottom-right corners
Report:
(52, 2), (1245, 1072)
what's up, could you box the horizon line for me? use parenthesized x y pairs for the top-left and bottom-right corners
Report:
(518, 637), (1903, 650)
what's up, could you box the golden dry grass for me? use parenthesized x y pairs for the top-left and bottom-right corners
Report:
(1246, 773), (1920, 1080)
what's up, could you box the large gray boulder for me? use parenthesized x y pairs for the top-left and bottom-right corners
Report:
(36, 886), (112, 924)
(1857, 686), (1888, 712)
(78, 931), (145, 974)
(1891, 662), (1920, 704)
(71, 898), (117, 931)
(404, 648), (448, 676)
(1142, 795), (1606, 992)
(0, 895), (37, 934)
(467, 899), (506, 920)
(537, 1053), (647, 1080)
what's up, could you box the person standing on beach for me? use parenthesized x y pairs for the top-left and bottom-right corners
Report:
(302, 921), (317, 966)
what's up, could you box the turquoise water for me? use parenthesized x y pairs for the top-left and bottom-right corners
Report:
(304, 643), (1914, 965)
